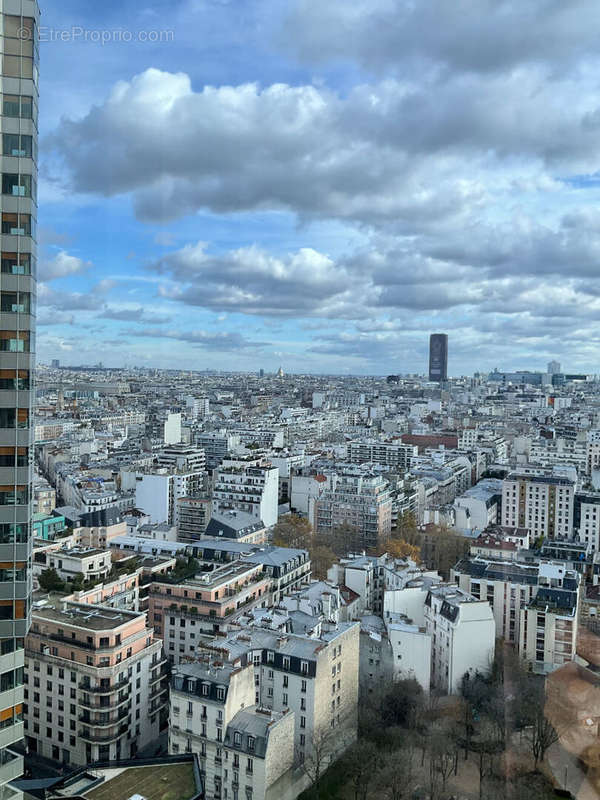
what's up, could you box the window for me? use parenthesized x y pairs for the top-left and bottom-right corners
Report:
(1, 213), (32, 236)
(2, 95), (33, 119)
(2, 134), (33, 159)
(2, 173), (34, 199)
(234, 732), (242, 746)
(301, 679), (307, 693)
(300, 660), (308, 674)
(0, 292), (31, 314)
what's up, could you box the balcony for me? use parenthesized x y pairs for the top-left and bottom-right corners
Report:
(79, 692), (130, 711)
(80, 677), (130, 693)
(79, 723), (128, 743)
(79, 707), (129, 727)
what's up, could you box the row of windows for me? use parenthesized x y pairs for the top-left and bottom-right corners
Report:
(0, 332), (31, 352)
(0, 370), (30, 391)
(0, 291), (33, 313)
(2, 94), (36, 123)
(2, 134), (35, 161)
(0, 447), (28, 467)
(0, 484), (29, 511)
(1, 213), (33, 236)
(1, 173), (36, 201)
(2, 252), (35, 275)
(0, 407), (29, 429)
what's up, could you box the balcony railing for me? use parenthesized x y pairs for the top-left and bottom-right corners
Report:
(80, 677), (130, 693)
(79, 722), (128, 743)
(79, 707), (129, 727)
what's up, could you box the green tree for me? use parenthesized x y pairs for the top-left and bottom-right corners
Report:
(38, 567), (65, 593)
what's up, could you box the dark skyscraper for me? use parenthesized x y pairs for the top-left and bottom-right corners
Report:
(429, 333), (448, 382)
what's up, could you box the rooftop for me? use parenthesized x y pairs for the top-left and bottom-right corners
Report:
(32, 599), (142, 630)
(84, 763), (198, 800)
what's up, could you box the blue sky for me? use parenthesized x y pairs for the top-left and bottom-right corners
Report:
(36, 0), (600, 375)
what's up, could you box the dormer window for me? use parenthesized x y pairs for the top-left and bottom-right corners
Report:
(216, 687), (225, 701)
(266, 651), (274, 663)
(202, 683), (209, 696)
(234, 732), (242, 746)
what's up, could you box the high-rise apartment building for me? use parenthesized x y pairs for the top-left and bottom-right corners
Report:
(501, 471), (575, 540)
(0, 0), (39, 791)
(428, 333), (448, 382)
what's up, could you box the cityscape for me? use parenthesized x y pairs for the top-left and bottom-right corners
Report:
(2, 1), (600, 800)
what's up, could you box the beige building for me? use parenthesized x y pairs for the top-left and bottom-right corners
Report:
(501, 471), (575, 540)
(198, 621), (360, 767)
(170, 660), (299, 800)
(24, 599), (168, 765)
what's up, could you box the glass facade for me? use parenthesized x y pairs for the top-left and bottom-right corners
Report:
(0, 0), (38, 793)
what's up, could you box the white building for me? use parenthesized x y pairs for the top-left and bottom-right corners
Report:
(213, 456), (279, 528)
(383, 581), (495, 694)
(453, 478), (503, 534)
(164, 412), (182, 445)
(121, 468), (206, 526)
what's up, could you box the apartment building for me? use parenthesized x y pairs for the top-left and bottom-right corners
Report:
(347, 440), (417, 471)
(501, 471), (575, 540)
(204, 509), (267, 546)
(195, 431), (241, 470)
(0, 0), (39, 788)
(121, 467), (207, 527)
(156, 444), (206, 474)
(312, 471), (392, 551)
(423, 584), (495, 693)
(452, 557), (539, 645)
(170, 661), (298, 800)
(213, 456), (279, 528)
(453, 478), (502, 533)
(33, 483), (55, 516)
(574, 492), (600, 551)
(33, 543), (111, 584)
(519, 564), (581, 674)
(24, 599), (168, 765)
(198, 622), (359, 769)
(177, 496), (211, 540)
(149, 561), (272, 661)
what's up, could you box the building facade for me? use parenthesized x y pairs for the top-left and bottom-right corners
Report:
(428, 333), (448, 382)
(0, 1), (39, 790)
(24, 600), (168, 765)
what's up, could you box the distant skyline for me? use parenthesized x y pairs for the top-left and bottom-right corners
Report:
(37, 0), (600, 375)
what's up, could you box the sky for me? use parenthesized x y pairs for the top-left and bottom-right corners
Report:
(36, 0), (600, 375)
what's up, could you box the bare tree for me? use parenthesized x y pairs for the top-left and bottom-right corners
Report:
(527, 711), (559, 769)
(346, 740), (379, 800)
(375, 746), (418, 800)
(296, 716), (354, 798)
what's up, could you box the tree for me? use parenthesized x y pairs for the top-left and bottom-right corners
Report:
(38, 568), (65, 593)
(272, 515), (313, 549)
(346, 741), (379, 800)
(310, 544), (336, 580)
(296, 718), (353, 799)
(396, 511), (418, 540)
(374, 746), (418, 800)
(326, 522), (363, 556)
(385, 537), (421, 562)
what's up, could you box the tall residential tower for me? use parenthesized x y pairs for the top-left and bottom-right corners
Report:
(0, 0), (38, 791)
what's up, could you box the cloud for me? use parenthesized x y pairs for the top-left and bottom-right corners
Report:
(99, 307), (172, 324)
(39, 250), (91, 282)
(47, 63), (600, 229)
(152, 242), (374, 317)
(37, 280), (113, 312)
(126, 327), (268, 351)
(281, 0), (600, 75)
